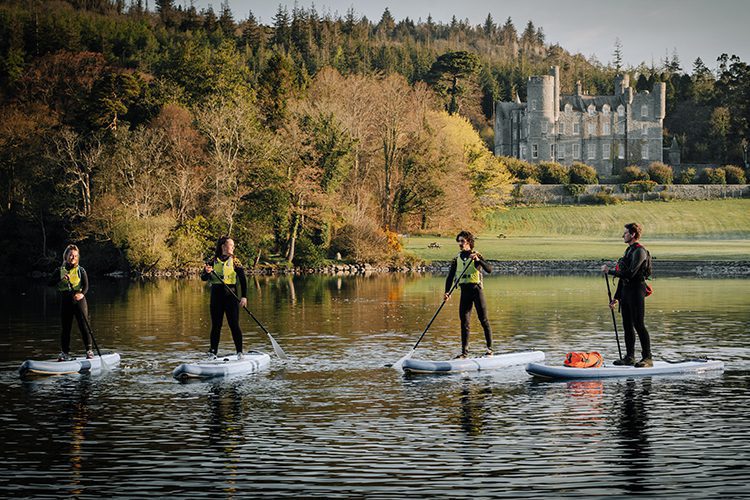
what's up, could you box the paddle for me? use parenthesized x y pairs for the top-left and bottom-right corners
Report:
(386, 253), (475, 370)
(67, 280), (108, 371)
(210, 269), (288, 360)
(604, 272), (623, 361)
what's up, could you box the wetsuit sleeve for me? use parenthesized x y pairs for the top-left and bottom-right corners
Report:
(445, 258), (457, 293)
(475, 254), (492, 274)
(612, 247), (647, 281)
(79, 267), (89, 295)
(200, 258), (213, 281)
(236, 265), (247, 299)
(613, 278), (623, 301)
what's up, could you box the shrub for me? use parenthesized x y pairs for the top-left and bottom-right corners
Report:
(565, 184), (587, 196)
(647, 162), (673, 184)
(500, 156), (539, 182)
(329, 220), (395, 263)
(537, 161), (569, 184)
(292, 235), (325, 268)
(622, 180), (658, 193)
(584, 192), (621, 205)
(723, 165), (746, 184)
(569, 162), (599, 184)
(677, 167), (696, 184)
(698, 167), (726, 184)
(620, 165), (649, 183)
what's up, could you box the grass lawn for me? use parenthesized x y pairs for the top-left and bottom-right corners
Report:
(405, 199), (750, 261)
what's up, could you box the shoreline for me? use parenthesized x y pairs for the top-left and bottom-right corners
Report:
(25, 260), (750, 279)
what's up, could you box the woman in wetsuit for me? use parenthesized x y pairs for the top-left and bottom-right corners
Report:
(201, 236), (248, 360)
(50, 244), (94, 361)
(444, 231), (493, 359)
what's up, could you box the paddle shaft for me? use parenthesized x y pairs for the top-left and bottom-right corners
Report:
(604, 272), (623, 360)
(210, 269), (287, 360)
(408, 253), (476, 352)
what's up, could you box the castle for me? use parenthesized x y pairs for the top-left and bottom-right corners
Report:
(494, 66), (666, 176)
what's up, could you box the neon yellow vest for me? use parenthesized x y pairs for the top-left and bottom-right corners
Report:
(210, 257), (237, 285)
(456, 253), (481, 285)
(58, 266), (83, 292)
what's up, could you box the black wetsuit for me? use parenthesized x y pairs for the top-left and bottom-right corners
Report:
(49, 266), (93, 354)
(201, 257), (248, 354)
(609, 243), (652, 359)
(445, 251), (493, 354)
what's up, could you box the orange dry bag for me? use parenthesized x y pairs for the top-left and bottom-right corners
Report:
(564, 351), (604, 368)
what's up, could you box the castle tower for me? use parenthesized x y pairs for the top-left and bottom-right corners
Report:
(527, 74), (555, 160)
(550, 66), (560, 122)
(653, 81), (666, 120)
(614, 74), (630, 97)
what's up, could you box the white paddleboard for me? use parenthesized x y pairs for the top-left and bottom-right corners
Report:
(526, 359), (724, 380)
(172, 351), (271, 380)
(19, 353), (121, 376)
(402, 350), (545, 374)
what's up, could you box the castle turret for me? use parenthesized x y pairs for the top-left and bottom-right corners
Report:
(614, 74), (630, 97)
(653, 81), (666, 120)
(527, 74), (555, 160)
(550, 66), (560, 121)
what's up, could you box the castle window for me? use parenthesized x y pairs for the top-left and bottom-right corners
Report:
(573, 143), (580, 159)
(618, 122), (624, 134)
(618, 143), (625, 159)
(573, 122), (580, 135)
(560, 123), (565, 135)
(532, 144), (538, 159)
(565, 103), (572, 113)
(550, 144), (555, 158)
(588, 123), (595, 135)
(602, 105), (611, 116)
(603, 122), (611, 135)
(642, 123), (648, 135)
(557, 144), (565, 159)
(642, 145), (649, 160)
(542, 122), (548, 135)
(617, 105), (625, 117)
(641, 104), (648, 117)
(531, 100), (538, 111)
(602, 142), (610, 159)
(588, 105), (596, 116)
(520, 145), (527, 159)
(587, 143), (595, 160)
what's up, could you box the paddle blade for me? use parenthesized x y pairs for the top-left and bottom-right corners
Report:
(388, 349), (415, 371)
(268, 333), (288, 361)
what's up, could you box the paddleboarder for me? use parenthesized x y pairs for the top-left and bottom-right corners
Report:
(49, 244), (94, 361)
(444, 231), (493, 359)
(201, 236), (248, 360)
(601, 223), (653, 368)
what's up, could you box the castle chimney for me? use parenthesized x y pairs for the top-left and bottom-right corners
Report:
(575, 80), (582, 96)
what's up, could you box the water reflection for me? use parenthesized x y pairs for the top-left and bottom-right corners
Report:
(614, 379), (652, 494)
(207, 382), (244, 497)
(457, 380), (492, 437)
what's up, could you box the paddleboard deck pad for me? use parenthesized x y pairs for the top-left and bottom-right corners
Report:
(526, 359), (724, 380)
(19, 353), (121, 376)
(172, 351), (271, 380)
(402, 350), (545, 374)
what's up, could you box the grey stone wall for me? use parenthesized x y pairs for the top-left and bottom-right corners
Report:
(496, 184), (750, 206)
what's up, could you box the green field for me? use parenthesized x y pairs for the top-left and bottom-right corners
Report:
(405, 199), (750, 261)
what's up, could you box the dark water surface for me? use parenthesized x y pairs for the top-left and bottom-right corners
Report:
(1, 274), (749, 497)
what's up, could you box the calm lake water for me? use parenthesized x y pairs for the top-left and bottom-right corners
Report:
(1, 273), (749, 497)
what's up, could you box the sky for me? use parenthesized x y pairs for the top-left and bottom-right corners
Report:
(186, 0), (750, 72)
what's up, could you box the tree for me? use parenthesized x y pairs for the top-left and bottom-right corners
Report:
(427, 50), (480, 115)
(612, 38), (623, 72)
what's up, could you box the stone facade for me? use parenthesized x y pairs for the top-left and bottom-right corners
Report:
(494, 66), (666, 176)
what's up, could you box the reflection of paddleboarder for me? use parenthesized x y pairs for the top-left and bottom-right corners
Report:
(601, 223), (653, 368)
(444, 231), (493, 359)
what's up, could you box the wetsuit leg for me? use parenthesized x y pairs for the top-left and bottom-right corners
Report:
(60, 297), (74, 354)
(619, 298), (637, 358)
(473, 287), (493, 349)
(72, 297), (93, 351)
(223, 286), (243, 353)
(631, 291), (651, 358)
(209, 286), (225, 354)
(459, 286), (474, 353)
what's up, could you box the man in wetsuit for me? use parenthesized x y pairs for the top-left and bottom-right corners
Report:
(444, 231), (493, 359)
(602, 223), (653, 368)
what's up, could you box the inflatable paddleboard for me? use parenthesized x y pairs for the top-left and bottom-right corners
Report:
(19, 352), (121, 377)
(526, 359), (724, 380)
(402, 350), (545, 374)
(172, 351), (271, 380)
